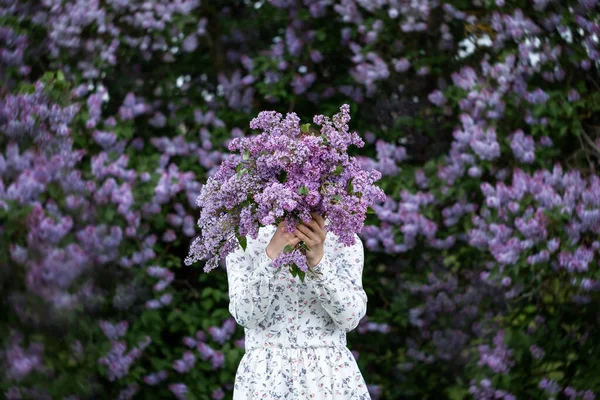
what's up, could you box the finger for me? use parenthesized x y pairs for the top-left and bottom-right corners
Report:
(294, 228), (311, 244)
(311, 214), (325, 230)
(278, 221), (288, 234)
(297, 224), (318, 240)
(285, 229), (299, 239)
(306, 219), (326, 241)
(306, 219), (322, 234)
(283, 233), (297, 242)
(299, 227), (319, 246)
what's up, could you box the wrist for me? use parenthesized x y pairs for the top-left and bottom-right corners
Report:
(266, 246), (277, 261)
(306, 248), (324, 268)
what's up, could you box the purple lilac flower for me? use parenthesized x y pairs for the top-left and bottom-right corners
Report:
(99, 320), (129, 340)
(477, 330), (514, 373)
(185, 105), (386, 276)
(143, 370), (168, 385)
(172, 351), (196, 373)
(509, 129), (535, 163)
(428, 90), (447, 106)
(169, 383), (189, 400)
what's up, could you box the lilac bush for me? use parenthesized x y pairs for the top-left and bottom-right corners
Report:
(0, 0), (599, 399)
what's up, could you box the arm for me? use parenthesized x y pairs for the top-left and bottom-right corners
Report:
(225, 241), (279, 329)
(306, 234), (368, 332)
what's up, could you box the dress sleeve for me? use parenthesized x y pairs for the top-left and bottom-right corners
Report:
(225, 240), (280, 329)
(305, 233), (368, 332)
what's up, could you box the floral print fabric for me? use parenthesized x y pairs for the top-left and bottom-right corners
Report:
(226, 225), (371, 399)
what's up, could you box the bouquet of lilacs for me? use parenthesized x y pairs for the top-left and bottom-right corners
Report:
(184, 104), (386, 282)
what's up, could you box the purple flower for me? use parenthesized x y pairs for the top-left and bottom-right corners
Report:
(509, 129), (535, 163)
(172, 351), (196, 373)
(211, 388), (225, 400)
(169, 383), (188, 400)
(143, 370), (168, 385)
(529, 345), (545, 360)
(477, 330), (514, 373)
(393, 58), (411, 72)
(99, 320), (129, 340)
(428, 90), (447, 106)
(182, 35), (198, 53)
(525, 88), (550, 104)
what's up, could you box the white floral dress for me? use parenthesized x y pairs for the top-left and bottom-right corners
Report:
(225, 225), (371, 399)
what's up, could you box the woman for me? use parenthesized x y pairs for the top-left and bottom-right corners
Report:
(226, 212), (371, 399)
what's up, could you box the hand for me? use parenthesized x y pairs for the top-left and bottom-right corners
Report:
(294, 213), (327, 268)
(266, 220), (302, 261)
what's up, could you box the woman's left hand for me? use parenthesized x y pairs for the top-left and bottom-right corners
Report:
(294, 212), (327, 268)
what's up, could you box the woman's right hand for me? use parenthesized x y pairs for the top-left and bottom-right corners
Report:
(266, 220), (301, 260)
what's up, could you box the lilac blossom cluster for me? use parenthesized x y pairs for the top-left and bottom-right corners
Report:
(1, 331), (47, 382)
(435, 3), (597, 187)
(98, 322), (151, 382)
(401, 269), (505, 367)
(0, 26), (30, 79)
(138, 320), (236, 398)
(157, 318), (236, 398)
(469, 378), (516, 400)
(477, 330), (514, 374)
(360, 189), (475, 254)
(1, 0), (205, 78)
(185, 104), (386, 275)
(469, 165), (600, 295)
(0, 81), (80, 155)
(357, 139), (408, 177)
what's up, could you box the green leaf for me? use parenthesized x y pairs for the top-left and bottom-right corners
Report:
(41, 71), (56, 83)
(298, 269), (306, 283)
(236, 167), (247, 178)
(367, 206), (375, 214)
(242, 149), (250, 160)
(301, 123), (311, 133)
(283, 244), (293, 253)
(393, 116), (414, 127)
(237, 234), (247, 251)
(278, 170), (288, 183)
(524, 305), (536, 314)
(332, 165), (343, 175)
(333, 194), (342, 202)
(298, 186), (309, 195)
(571, 119), (581, 135)
(347, 178), (354, 193)
(447, 385), (469, 400)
